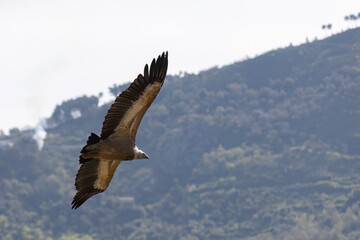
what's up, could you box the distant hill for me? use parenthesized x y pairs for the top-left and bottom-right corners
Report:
(1, 28), (360, 240)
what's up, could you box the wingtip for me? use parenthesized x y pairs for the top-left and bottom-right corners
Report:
(71, 198), (80, 209)
(159, 51), (168, 60)
(71, 202), (81, 210)
(151, 51), (168, 80)
(160, 51), (168, 79)
(71, 190), (103, 210)
(144, 64), (149, 80)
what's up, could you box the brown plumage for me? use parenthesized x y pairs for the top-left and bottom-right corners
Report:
(71, 52), (168, 209)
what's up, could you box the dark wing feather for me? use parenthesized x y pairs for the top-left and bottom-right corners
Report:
(100, 52), (168, 140)
(71, 158), (121, 209)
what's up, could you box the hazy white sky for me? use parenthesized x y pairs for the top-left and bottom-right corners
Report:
(0, 0), (359, 133)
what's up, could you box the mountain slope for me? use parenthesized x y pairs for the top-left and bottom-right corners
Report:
(1, 28), (360, 239)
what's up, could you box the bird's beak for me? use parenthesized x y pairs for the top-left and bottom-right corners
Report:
(144, 154), (149, 159)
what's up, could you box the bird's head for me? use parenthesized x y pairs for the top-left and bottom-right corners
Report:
(139, 151), (149, 160)
(134, 146), (149, 160)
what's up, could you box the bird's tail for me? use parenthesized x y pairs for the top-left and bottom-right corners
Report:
(79, 133), (101, 164)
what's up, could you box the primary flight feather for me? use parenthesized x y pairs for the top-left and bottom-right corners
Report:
(72, 52), (168, 209)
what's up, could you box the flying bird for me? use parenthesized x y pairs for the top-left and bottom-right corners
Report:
(71, 52), (168, 209)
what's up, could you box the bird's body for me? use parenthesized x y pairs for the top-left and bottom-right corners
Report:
(71, 52), (168, 209)
(81, 137), (135, 160)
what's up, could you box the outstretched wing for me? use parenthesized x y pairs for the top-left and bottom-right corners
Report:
(101, 52), (168, 140)
(71, 158), (121, 209)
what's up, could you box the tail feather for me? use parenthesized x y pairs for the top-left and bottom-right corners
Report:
(79, 133), (101, 164)
(86, 133), (101, 145)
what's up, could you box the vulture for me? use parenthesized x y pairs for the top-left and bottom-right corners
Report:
(71, 52), (168, 209)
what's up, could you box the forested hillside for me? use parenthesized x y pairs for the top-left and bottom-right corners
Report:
(1, 28), (360, 239)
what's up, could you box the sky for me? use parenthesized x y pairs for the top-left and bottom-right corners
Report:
(0, 0), (359, 133)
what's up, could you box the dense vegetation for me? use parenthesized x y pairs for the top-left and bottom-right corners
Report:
(1, 28), (360, 239)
